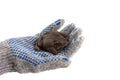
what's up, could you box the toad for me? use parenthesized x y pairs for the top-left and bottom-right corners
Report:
(35, 31), (69, 55)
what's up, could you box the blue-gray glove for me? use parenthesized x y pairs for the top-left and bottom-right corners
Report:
(0, 19), (83, 75)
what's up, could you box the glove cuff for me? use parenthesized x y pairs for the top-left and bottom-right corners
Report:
(0, 41), (15, 75)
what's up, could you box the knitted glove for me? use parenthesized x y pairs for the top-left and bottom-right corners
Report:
(0, 19), (84, 75)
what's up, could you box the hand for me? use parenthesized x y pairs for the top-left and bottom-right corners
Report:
(6, 19), (84, 73)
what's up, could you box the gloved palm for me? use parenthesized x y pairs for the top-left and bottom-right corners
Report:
(0, 19), (83, 75)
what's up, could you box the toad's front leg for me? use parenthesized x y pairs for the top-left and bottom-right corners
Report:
(47, 47), (59, 55)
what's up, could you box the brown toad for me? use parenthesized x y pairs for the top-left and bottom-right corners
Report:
(35, 31), (69, 55)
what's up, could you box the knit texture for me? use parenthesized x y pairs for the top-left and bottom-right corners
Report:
(0, 41), (15, 75)
(13, 57), (70, 73)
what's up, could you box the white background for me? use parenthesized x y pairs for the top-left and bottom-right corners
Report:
(0, 0), (120, 80)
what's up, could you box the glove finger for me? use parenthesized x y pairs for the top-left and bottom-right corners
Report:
(61, 34), (84, 57)
(35, 51), (69, 62)
(41, 55), (69, 63)
(35, 54), (70, 67)
(60, 23), (75, 35)
(68, 27), (82, 43)
(38, 19), (64, 37)
(21, 50), (70, 65)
